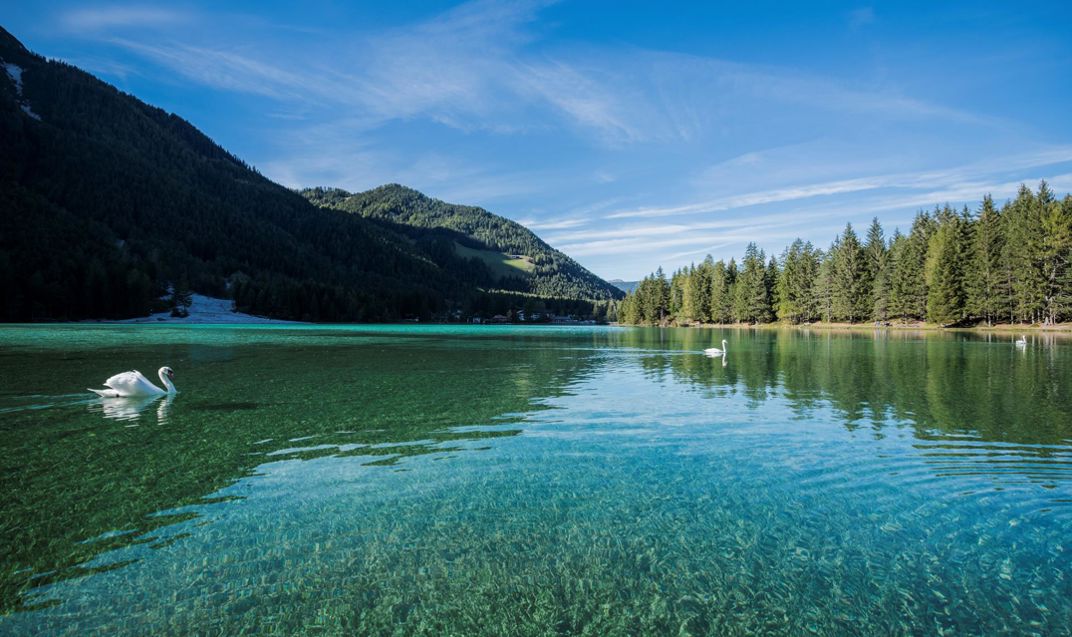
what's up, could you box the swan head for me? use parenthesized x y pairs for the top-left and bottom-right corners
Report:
(160, 366), (175, 380)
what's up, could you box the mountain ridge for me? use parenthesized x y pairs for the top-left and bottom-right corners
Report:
(301, 184), (623, 301)
(0, 26), (618, 322)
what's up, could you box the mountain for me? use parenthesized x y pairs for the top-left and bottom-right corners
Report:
(0, 27), (616, 322)
(608, 279), (639, 294)
(301, 185), (623, 302)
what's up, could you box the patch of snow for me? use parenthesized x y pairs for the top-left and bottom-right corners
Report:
(3, 61), (40, 120)
(20, 103), (40, 120)
(3, 62), (23, 95)
(84, 294), (302, 324)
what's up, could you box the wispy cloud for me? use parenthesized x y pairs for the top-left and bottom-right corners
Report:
(60, 6), (191, 31)
(605, 178), (885, 220)
(604, 146), (1072, 221)
(517, 217), (588, 231)
(107, 38), (319, 99)
(62, 0), (1000, 147)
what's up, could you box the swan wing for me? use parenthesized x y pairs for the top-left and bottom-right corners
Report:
(88, 387), (121, 398)
(104, 370), (162, 396)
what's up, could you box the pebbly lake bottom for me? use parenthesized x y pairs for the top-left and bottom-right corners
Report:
(0, 324), (1070, 635)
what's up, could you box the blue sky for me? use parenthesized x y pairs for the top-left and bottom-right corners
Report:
(6, 1), (1072, 279)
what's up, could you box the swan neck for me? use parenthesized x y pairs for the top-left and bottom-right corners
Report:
(159, 370), (177, 394)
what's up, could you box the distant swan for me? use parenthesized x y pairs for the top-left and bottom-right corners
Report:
(89, 367), (177, 397)
(704, 340), (728, 357)
(1015, 335), (1027, 348)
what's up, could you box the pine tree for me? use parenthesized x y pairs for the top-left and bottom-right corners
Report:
(694, 255), (715, 322)
(864, 218), (888, 321)
(775, 239), (819, 323)
(170, 276), (193, 318)
(965, 194), (1006, 325)
(734, 243), (771, 323)
(890, 212), (934, 321)
(766, 255), (779, 315)
(1002, 185), (1046, 323)
(815, 248), (835, 322)
(679, 262), (709, 324)
(1038, 187), (1072, 324)
(709, 259), (734, 323)
(619, 291), (639, 324)
(830, 224), (867, 322)
(884, 230), (905, 320)
(925, 206), (970, 325)
(669, 268), (687, 318)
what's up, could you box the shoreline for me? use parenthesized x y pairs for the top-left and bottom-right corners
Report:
(616, 321), (1072, 334)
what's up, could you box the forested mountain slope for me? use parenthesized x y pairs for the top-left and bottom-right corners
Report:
(302, 185), (623, 301)
(0, 27), (615, 321)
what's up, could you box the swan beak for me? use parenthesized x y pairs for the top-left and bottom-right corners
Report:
(167, 370), (175, 379)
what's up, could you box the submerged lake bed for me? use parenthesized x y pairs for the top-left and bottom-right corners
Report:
(0, 324), (1070, 635)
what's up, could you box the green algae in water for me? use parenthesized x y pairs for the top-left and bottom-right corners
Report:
(1, 325), (1071, 635)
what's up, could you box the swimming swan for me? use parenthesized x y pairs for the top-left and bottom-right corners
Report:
(89, 367), (177, 397)
(1015, 335), (1027, 348)
(704, 340), (729, 356)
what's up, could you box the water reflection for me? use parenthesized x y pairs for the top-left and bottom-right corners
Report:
(611, 328), (1072, 445)
(92, 394), (173, 424)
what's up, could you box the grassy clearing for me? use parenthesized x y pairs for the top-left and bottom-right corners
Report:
(453, 242), (535, 280)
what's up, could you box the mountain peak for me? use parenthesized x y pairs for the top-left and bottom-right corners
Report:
(0, 27), (32, 63)
(303, 185), (624, 301)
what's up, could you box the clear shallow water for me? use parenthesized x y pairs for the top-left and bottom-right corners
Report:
(0, 325), (1070, 635)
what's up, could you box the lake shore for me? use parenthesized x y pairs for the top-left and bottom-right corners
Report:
(619, 320), (1072, 333)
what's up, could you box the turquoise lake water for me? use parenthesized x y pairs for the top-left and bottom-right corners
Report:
(0, 324), (1070, 635)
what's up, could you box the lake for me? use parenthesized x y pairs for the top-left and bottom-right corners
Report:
(0, 324), (1070, 635)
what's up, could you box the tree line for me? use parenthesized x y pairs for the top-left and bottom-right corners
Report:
(619, 182), (1072, 327)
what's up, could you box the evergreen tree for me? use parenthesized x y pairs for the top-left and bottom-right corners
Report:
(619, 291), (639, 324)
(765, 255), (779, 315)
(694, 255), (715, 322)
(830, 224), (868, 322)
(925, 207), (970, 325)
(884, 230), (905, 320)
(775, 239), (820, 323)
(669, 268), (687, 318)
(965, 195), (1006, 325)
(170, 277), (193, 318)
(815, 249), (835, 322)
(864, 218), (888, 321)
(709, 260), (734, 323)
(1002, 185), (1046, 323)
(655, 267), (670, 322)
(1038, 187), (1072, 324)
(890, 212), (934, 321)
(734, 243), (772, 323)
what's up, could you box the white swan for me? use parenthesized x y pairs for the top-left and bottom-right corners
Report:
(704, 340), (728, 357)
(1015, 335), (1027, 348)
(89, 367), (177, 397)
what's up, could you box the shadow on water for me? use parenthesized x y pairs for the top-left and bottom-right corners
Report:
(0, 327), (603, 614)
